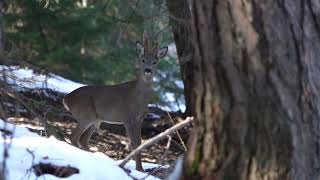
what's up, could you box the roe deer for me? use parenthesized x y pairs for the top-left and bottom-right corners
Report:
(63, 31), (168, 171)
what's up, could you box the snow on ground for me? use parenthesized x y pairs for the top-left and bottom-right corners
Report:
(0, 65), (172, 179)
(0, 66), (85, 94)
(0, 119), (161, 180)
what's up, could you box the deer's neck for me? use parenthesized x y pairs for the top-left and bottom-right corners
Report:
(136, 76), (153, 97)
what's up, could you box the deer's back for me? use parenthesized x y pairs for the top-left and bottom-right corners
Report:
(63, 80), (148, 124)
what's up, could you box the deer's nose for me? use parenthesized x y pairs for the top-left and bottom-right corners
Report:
(144, 68), (152, 74)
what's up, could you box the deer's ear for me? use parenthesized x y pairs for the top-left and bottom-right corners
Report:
(157, 46), (168, 59)
(136, 41), (144, 56)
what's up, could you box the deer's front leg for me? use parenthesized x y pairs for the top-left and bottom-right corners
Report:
(124, 119), (143, 171)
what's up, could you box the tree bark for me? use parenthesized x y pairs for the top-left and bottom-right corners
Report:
(0, 0), (4, 52)
(166, 0), (194, 116)
(179, 0), (320, 180)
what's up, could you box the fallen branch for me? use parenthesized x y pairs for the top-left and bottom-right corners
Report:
(119, 116), (193, 168)
(141, 135), (172, 180)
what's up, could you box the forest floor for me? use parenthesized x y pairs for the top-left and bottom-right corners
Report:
(0, 86), (190, 178)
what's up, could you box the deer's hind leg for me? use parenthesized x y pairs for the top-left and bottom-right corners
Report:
(70, 97), (97, 150)
(70, 125), (82, 147)
(79, 123), (96, 150)
(70, 122), (92, 148)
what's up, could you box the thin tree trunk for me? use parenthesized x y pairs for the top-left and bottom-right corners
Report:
(180, 0), (320, 180)
(166, 0), (194, 116)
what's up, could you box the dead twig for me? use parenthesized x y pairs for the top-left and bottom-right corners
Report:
(20, 148), (36, 180)
(159, 136), (172, 165)
(119, 117), (193, 168)
(0, 69), (16, 180)
(166, 112), (187, 151)
(0, 74), (50, 136)
(170, 138), (186, 152)
(0, 121), (14, 180)
(140, 135), (172, 180)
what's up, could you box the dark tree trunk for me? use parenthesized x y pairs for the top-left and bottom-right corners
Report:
(166, 0), (194, 116)
(177, 0), (320, 180)
(0, 0), (4, 52)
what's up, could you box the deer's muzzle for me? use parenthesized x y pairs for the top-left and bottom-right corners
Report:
(144, 68), (152, 75)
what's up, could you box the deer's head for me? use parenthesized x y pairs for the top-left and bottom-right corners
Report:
(136, 31), (168, 82)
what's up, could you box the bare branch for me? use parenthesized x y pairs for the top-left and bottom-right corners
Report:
(119, 117), (193, 168)
(166, 112), (187, 151)
(140, 135), (172, 180)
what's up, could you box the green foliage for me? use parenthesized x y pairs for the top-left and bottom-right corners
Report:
(3, 0), (184, 111)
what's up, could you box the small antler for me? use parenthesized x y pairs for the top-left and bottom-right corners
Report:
(142, 31), (163, 54)
(143, 31), (150, 52)
(152, 33), (162, 52)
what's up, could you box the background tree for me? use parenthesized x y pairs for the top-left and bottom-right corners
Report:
(0, 0), (4, 52)
(177, 0), (320, 180)
(2, 0), (185, 111)
(166, 0), (193, 116)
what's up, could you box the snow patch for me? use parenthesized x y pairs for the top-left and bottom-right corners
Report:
(167, 43), (177, 59)
(0, 119), (162, 180)
(0, 66), (85, 94)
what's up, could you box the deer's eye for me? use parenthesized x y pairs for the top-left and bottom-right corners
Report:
(142, 59), (145, 63)
(152, 61), (156, 65)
